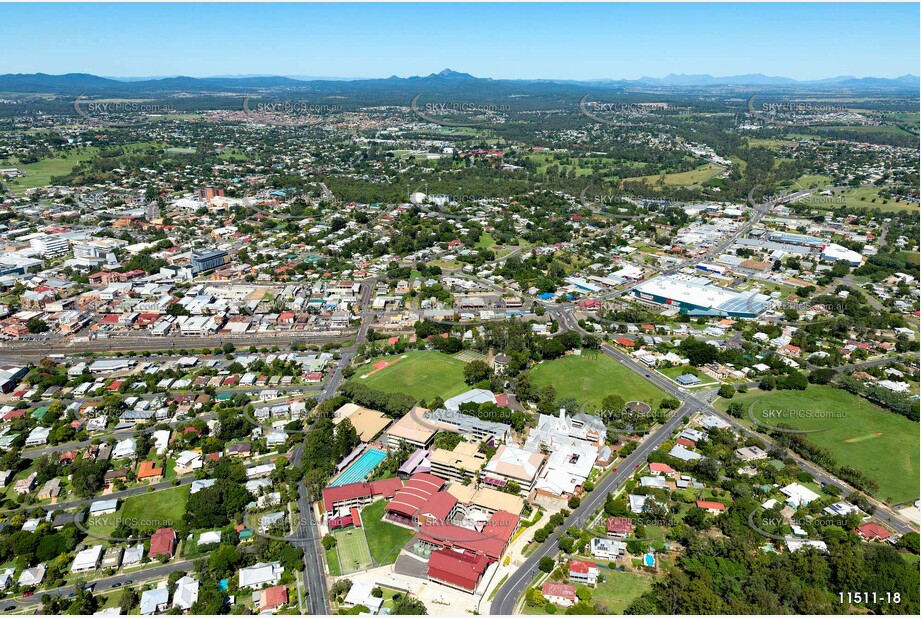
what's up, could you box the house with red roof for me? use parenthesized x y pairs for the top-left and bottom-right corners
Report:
(649, 462), (676, 476)
(855, 522), (892, 542)
(427, 548), (489, 593)
(696, 500), (726, 514)
(149, 528), (177, 559)
(606, 516), (634, 539)
(542, 582), (576, 607)
(137, 460), (164, 482)
(568, 559), (599, 586)
(259, 585), (288, 612)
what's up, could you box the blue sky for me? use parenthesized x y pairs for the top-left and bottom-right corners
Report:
(1, 3), (917, 80)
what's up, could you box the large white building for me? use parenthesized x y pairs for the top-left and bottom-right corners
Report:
(633, 274), (770, 318)
(29, 233), (70, 257)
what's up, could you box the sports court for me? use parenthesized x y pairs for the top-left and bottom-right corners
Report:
(333, 526), (373, 574)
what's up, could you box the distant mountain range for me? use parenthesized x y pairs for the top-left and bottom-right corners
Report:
(0, 69), (917, 95)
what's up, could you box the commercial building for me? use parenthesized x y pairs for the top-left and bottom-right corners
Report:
(191, 248), (228, 274)
(483, 445), (547, 495)
(29, 233), (69, 257)
(429, 442), (487, 483)
(633, 274), (769, 318)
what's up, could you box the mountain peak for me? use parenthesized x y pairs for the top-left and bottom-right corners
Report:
(432, 69), (476, 79)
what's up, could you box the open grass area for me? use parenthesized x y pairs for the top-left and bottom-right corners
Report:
(325, 544), (341, 576)
(794, 185), (917, 213)
(659, 365), (717, 386)
(87, 485), (190, 539)
(333, 527), (373, 574)
(360, 499), (416, 566)
(622, 163), (724, 187)
(351, 350), (468, 401)
(716, 386), (919, 504)
(529, 352), (668, 411)
(5, 147), (99, 190)
(476, 232), (496, 249)
(591, 570), (654, 614)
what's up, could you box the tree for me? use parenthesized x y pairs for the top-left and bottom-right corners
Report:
(26, 317), (49, 333)
(463, 360), (492, 385)
(166, 303), (189, 317)
(120, 587), (139, 613)
(717, 384), (735, 399)
(392, 595), (427, 615)
(538, 556), (555, 573)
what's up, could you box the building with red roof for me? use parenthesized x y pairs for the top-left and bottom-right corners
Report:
(649, 462), (676, 476)
(856, 522), (892, 542)
(321, 477), (403, 514)
(418, 509), (519, 562)
(384, 472), (445, 526)
(542, 582), (576, 607)
(606, 516), (634, 539)
(426, 548), (489, 593)
(149, 528), (177, 559)
(568, 559), (599, 585)
(696, 500), (726, 514)
(260, 584), (288, 611)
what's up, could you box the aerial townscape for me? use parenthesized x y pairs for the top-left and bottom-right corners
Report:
(0, 2), (918, 617)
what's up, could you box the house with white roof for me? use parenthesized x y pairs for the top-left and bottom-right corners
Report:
(238, 562), (284, 589)
(172, 575), (199, 611)
(780, 483), (820, 508)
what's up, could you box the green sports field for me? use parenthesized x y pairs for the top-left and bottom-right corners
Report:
(360, 499), (416, 565)
(529, 352), (668, 411)
(351, 350), (468, 402)
(333, 527), (373, 574)
(717, 386), (919, 504)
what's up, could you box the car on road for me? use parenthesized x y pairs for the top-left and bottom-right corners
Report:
(612, 467), (617, 472)
(124, 580), (133, 585)
(5, 605), (16, 611)
(635, 464), (640, 468)
(22, 593), (33, 598)
(67, 593), (76, 598)
(111, 583), (122, 588)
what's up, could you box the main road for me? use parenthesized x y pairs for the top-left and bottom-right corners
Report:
(490, 398), (699, 614)
(291, 276), (377, 615)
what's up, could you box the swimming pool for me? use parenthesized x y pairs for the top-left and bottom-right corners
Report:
(643, 553), (655, 567)
(329, 449), (387, 487)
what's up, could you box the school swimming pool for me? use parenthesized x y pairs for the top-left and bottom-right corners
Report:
(329, 449), (387, 487)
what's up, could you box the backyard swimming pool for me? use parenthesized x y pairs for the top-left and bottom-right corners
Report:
(329, 448), (387, 487)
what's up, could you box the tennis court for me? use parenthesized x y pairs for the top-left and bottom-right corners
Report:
(334, 527), (373, 574)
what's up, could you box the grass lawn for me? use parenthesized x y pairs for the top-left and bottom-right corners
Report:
(716, 386), (919, 504)
(5, 147), (99, 190)
(351, 350), (468, 401)
(360, 499), (416, 566)
(659, 365), (717, 386)
(591, 570), (654, 614)
(795, 185), (917, 213)
(623, 163), (724, 187)
(476, 232), (496, 249)
(325, 545), (341, 576)
(89, 485), (190, 538)
(529, 352), (668, 410)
